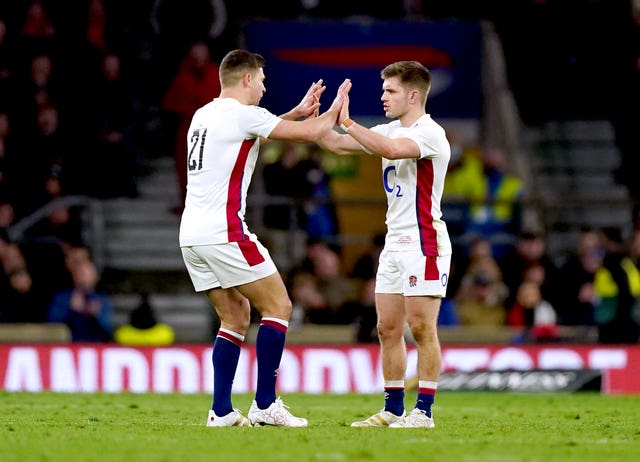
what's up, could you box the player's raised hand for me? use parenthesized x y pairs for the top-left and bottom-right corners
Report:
(296, 79), (326, 118)
(339, 94), (350, 126)
(327, 78), (352, 118)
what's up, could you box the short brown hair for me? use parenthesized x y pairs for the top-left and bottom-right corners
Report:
(219, 49), (266, 87)
(381, 61), (431, 102)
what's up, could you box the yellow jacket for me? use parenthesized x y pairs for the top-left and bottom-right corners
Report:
(593, 257), (640, 324)
(114, 323), (176, 346)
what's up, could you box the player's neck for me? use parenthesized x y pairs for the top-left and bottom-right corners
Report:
(219, 88), (251, 105)
(398, 110), (425, 127)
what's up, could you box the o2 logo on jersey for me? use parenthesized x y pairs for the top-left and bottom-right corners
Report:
(408, 275), (418, 287)
(383, 166), (402, 197)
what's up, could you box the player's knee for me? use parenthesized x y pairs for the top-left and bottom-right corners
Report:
(215, 298), (251, 333)
(408, 319), (437, 344)
(376, 319), (404, 341)
(257, 297), (292, 320)
(218, 313), (251, 334)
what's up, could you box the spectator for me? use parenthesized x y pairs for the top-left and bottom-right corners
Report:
(350, 232), (385, 281)
(262, 142), (304, 231)
(78, 52), (139, 199)
(17, 0), (57, 61)
(2, 187), (74, 318)
(454, 250), (508, 327)
(0, 112), (16, 200)
(507, 280), (558, 343)
(340, 277), (378, 343)
(556, 227), (601, 326)
(289, 239), (358, 325)
(86, 0), (107, 51)
(19, 236), (71, 316)
(631, 228), (640, 269)
(593, 227), (640, 344)
(343, 233), (385, 342)
(47, 254), (114, 342)
(0, 199), (14, 241)
(0, 240), (43, 322)
(261, 142), (308, 272)
(161, 40), (220, 214)
(0, 19), (17, 112)
(11, 52), (60, 133)
(441, 130), (483, 241)
(466, 146), (523, 257)
(7, 103), (84, 248)
(114, 293), (175, 346)
(8, 103), (66, 219)
(448, 234), (493, 302)
(498, 230), (561, 310)
(63, 244), (92, 270)
(149, 0), (228, 102)
(294, 144), (340, 242)
(288, 269), (326, 328)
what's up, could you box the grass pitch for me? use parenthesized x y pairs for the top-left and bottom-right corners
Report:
(1, 391), (639, 462)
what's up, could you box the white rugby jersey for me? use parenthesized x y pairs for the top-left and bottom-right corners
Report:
(372, 114), (452, 256)
(179, 98), (281, 246)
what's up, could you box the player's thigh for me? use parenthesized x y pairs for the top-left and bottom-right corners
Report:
(375, 293), (406, 335)
(235, 271), (292, 319)
(206, 287), (251, 332)
(405, 295), (441, 336)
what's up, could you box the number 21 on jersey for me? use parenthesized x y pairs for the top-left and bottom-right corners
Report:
(188, 128), (207, 171)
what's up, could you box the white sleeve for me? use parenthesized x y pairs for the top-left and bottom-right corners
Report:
(408, 129), (448, 160)
(237, 105), (282, 139)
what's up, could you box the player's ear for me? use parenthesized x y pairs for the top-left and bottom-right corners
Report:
(242, 72), (252, 88)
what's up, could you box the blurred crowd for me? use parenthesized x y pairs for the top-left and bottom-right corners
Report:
(0, 1), (639, 346)
(261, 140), (640, 346)
(0, 0), (173, 343)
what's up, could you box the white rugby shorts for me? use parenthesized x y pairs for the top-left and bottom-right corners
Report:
(181, 238), (278, 291)
(375, 248), (451, 297)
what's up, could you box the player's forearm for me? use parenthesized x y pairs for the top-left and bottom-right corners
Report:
(346, 122), (418, 159)
(278, 107), (303, 121)
(306, 107), (340, 141)
(318, 129), (361, 156)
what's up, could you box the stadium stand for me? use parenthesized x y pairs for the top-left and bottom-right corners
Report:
(2, 2), (638, 345)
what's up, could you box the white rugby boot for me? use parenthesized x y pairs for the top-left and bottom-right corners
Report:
(206, 409), (252, 427)
(389, 408), (435, 428)
(248, 397), (308, 427)
(350, 408), (405, 427)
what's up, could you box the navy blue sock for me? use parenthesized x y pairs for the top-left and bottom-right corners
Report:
(416, 382), (437, 417)
(211, 328), (243, 416)
(383, 384), (405, 416)
(255, 318), (287, 409)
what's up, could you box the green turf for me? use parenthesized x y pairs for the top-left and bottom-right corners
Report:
(1, 391), (639, 462)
